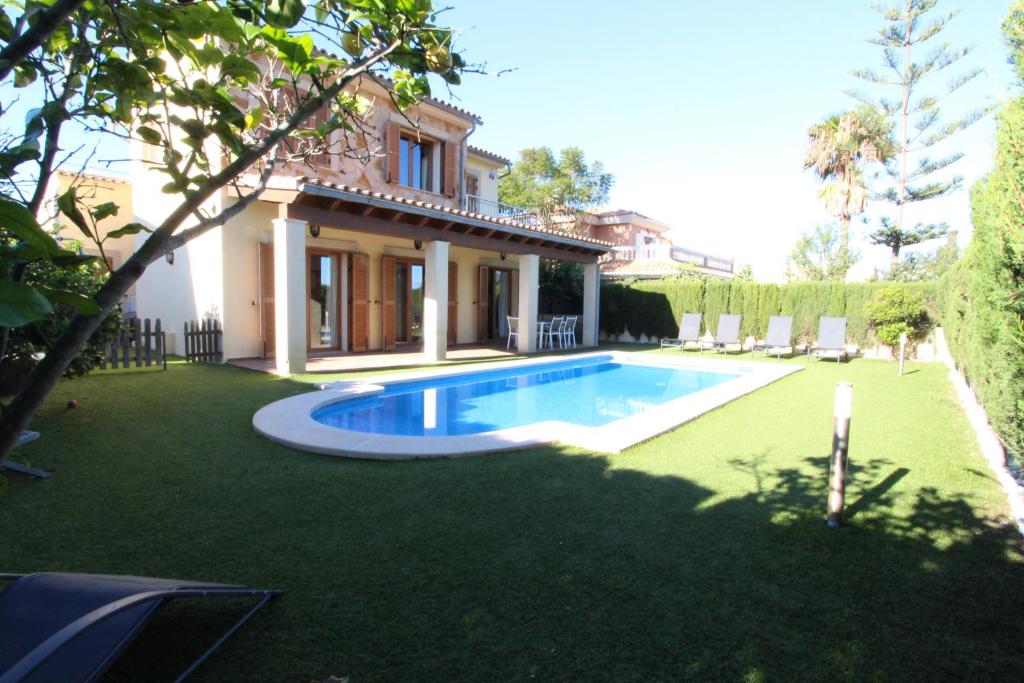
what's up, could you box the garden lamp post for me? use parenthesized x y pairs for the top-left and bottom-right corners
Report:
(827, 382), (853, 528)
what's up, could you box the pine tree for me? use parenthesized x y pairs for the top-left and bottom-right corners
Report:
(850, 0), (989, 263)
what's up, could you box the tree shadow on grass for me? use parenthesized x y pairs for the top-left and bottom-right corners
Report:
(2, 366), (1023, 682)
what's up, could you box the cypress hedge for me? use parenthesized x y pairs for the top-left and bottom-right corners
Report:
(939, 97), (1024, 458)
(600, 279), (938, 347)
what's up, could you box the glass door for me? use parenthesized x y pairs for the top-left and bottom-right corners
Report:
(410, 263), (424, 343)
(395, 261), (425, 344)
(309, 253), (339, 349)
(489, 269), (511, 340)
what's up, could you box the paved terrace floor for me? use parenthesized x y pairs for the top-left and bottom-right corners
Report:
(229, 344), (528, 374)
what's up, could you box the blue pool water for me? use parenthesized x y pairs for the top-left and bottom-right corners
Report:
(312, 356), (739, 437)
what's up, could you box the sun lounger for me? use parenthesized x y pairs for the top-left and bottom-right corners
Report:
(753, 316), (794, 358)
(1, 431), (48, 479)
(808, 316), (848, 362)
(701, 314), (742, 354)
(660, 313), (702, 351)
(0, 572), (281, 683)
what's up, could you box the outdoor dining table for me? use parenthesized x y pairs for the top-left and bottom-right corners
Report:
(536, 320), (550, 349)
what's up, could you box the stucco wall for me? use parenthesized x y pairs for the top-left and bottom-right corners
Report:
(273, 79), (474, 211)
(465, 155), (501, 205)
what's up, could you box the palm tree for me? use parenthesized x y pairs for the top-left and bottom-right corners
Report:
(804, 104), (894, 260)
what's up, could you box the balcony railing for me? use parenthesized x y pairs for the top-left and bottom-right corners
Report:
(605, 244), (734, 274)
(462, 195), (581, 231)
(464, 194), (534, 223)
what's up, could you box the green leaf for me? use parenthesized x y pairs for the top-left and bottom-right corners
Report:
(91, 202), (119, 222)
(244, 106), (264, 130)
(105, 223), (151, 239)
(0, 199), (60, 255)
(0, 280), (53, 327)
(264, 0), (306, 29)
(137, 126), (163, 145)
(56, 188), (91, 238)
(38, 287), (101, 315)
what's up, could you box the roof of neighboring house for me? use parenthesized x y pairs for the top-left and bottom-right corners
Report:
(586, 209), (672, 233)
(601, 259), (690, 277)
(602, 258), (734, 279)
(55, 169), (132, 185)
(289, 177), (614, 254)
(467, 145), (511, 166)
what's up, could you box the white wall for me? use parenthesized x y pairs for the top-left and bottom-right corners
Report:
(465, 156), (501, 205)
(131, 139), (226, 354)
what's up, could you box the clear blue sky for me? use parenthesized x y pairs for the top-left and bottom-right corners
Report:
(437, 0), (1014, 280)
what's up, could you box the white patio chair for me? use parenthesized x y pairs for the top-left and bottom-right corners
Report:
(562, 315), (578, 348)
(545, 316), (565, 349)
(506, 316), (520, 350)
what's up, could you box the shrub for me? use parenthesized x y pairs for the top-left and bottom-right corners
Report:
(863, 286), (930, 347)
(3, 252), (126, 383)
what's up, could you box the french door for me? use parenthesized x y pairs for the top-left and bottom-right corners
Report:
(308, 251), (341, 351)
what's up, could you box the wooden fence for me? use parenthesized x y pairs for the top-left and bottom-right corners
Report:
(184, 319), (223, 363)
(99, 318), (166, 370)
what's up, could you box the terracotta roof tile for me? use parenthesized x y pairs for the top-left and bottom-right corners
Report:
(299, 178), (614, 250)
(467, 145), (511, 166)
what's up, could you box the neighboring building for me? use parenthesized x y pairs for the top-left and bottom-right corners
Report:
(465, 201), (735, 280)
(587, 210), (735, 280)
(43, 170), (139, 317)
(122, 77), (610, 373)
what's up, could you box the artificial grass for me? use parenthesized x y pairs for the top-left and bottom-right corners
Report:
(1, 349), (1021, 681)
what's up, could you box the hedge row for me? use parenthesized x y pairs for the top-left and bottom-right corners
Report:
(940, 98), (1024, 458)
(600, 280), (938, 346)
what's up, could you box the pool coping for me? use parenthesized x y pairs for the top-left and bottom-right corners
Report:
(252, 351), (802, 460)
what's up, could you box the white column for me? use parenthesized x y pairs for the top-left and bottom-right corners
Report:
(517, 254), (539, 353)
(582, 261), (600, 347)
(423, 240), (449, 362)
(273, 217), (307, 375)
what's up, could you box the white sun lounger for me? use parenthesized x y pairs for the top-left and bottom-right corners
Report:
(754, 316), (794, 358)
(660, 313), (702, 351)
(701, 314), (742, 354)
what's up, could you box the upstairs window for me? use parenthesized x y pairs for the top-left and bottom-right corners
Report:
(386, 121), (458, 197)
(399, 135), (434, 191)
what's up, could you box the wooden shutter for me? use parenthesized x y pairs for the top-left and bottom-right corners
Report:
(258, 242), (275, 358)
(386, 121), (401, 183)
(349, 252), (369, 352)
(443, 141), (457, 197)
(476, 264), (489, 343)
(381, 255), (396, 350)
(448, 261), (458, 345)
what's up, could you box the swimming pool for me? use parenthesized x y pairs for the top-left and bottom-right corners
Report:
(312, 357), (739, 436)
(253, 352), (802, 459)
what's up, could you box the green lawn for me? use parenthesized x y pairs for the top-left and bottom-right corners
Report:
(2, 349), (1022, 681)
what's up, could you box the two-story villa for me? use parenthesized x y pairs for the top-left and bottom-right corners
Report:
(126, 77), (611, 374)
